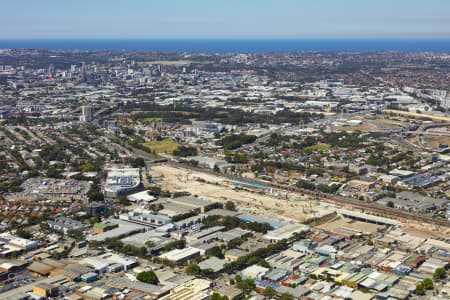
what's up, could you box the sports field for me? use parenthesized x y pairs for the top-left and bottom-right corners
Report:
(142, 139), (180, 154)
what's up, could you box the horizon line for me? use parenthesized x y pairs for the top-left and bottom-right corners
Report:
(2, 37), (450, 41)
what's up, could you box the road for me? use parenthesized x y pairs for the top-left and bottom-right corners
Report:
(404, 131), (450, 137)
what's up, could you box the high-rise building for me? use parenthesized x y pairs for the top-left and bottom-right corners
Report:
(441, 97), (450, 109)
(80, 61), (87, 82)
(80, 106), (93, 122)
(47, 64), (55, 76)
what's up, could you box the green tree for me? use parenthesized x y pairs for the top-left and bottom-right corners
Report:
(236, 278), (255, 293)
(173, 146), (198, 157)
(46, 167), (62, 178)
(415, 283), (425, 295)
(145, 240), (155, 248)
(131, 157), (145, 168)
(66, 229), (84, 241)
(27, 216), (41, 226)
(263, 286), (277, 298)
(434, 268), (447, 280)
(218, 134), (257, 150)
(81, 162), (95, 172)
(137, 246), (147, 257)
(209, 246), (224, 259)
(246, 256), (260, 266)
(224, 201), (236, 211)
(185, 264), (201, 276)
(226, 238), (244, 249)
(136, 270), (159, 284)
(258, 259), (270, 268)
(163, 239), (185, 251)
(423, 278), (433, 290)
(87, 185), (104, 202)
(210, 293), (229, 300)
(279, 292), (294, 300)
(386, 201), (394, 208)
(16, 228), (32, 239)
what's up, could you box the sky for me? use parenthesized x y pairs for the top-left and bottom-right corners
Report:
(1, 0), (450, 39)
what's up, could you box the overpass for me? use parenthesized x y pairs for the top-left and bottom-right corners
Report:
(336, 208), (401, 226)
(403, 131), (450, 137)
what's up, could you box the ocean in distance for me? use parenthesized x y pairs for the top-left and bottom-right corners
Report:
(1, 39), (450, 53)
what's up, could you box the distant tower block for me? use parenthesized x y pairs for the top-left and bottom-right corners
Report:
(81, 105), (93, 122)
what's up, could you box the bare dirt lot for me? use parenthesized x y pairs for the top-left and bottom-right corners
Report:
(151, 165), (450, 237)
(152, 164), (334, 223)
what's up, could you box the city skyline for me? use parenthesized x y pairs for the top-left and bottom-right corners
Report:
(2, 0), (450, 39)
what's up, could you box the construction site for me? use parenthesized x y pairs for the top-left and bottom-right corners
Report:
(151, 164), (334, 224)
(151, 163), (450, 239)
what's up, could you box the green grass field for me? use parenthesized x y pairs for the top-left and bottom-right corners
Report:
(142, 139), (180, 154)
(304, 144), (330, 152)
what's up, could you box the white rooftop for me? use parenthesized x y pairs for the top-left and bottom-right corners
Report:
(127, 190), (156, 202)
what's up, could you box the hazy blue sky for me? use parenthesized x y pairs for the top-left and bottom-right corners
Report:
(2, 0), (450, 39)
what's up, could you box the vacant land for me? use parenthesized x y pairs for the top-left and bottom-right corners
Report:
(304, 143), (330, 152)
(333, 123), (377, 132)
(143, 139), (180, 154)
(423, 136), (450, 148)
(151, 164), (333, 223)
(373, 118), (405, 129)
(141, 117), (162, 123)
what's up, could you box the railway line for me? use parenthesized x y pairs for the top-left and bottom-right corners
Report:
(164, 161), (450, 228)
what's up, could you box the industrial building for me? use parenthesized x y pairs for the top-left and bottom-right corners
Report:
(120, 210), (171, 227)
(241, 265), (270, 280)
(0, 234), (39, 256)
(237, 213), (286, 229)
(32, 283), (59, 298)
(121, 231), (174, 250)
(106, 276), (175, 298)
(159, 278), (211, 300)
(93, 221), (118, 234)
(161, 196), (221, 213)
(47, 217), (89, 234)
(379, 191), (449, 213)
(104, 166), (141, 198)
(266, 249), (305, 272)
(198, 256), (227, 273)
(127, 190), (157, 203)
(158, 247), (201, 263)
(185, 226), (226, 244)
(225, 248), (248, 261)
(87, 222), (144, 242)
(263, 223), (310, 242)
(217, 227), (252, 243)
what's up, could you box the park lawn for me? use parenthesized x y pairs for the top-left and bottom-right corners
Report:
(142, 139), (180, 154)
(304, 143), (330, 152)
